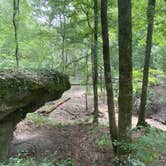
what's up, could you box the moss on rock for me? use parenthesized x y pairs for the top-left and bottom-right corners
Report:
(0, 69), (70, 119)
(0, 69), (70, 160)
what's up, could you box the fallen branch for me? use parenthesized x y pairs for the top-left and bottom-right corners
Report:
(153, 118), (166, 125)
(36, 97), (71, 115)
(63, 109), (80, 119)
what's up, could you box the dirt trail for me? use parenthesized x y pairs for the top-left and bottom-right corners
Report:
(12, 124), (112, 165)
(49, 85), (166, 131)
(11, 85), (166, 165)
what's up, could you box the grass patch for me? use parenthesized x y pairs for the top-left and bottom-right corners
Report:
(0, 157), (74, 166)
(26, 113), (87, 128)
(1, 157), (53, 166)
(26, 113), (62, 128)
(55, 159), (74, 166)
(96, 134), (111, 150)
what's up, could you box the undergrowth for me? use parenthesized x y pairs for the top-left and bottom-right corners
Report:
(0, 158), (74, 166)
(6, 112), (166, 166)
(95, 134), (111, 151)
(26, 113), (62, 128)
(96, 127), (166, 165)
(26, 113), (85, 128)
(132, 127), (166, 165)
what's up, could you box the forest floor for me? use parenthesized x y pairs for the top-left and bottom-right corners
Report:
(11, 85), (166, 165)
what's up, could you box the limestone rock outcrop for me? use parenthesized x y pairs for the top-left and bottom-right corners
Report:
(0, 70), (70, 160)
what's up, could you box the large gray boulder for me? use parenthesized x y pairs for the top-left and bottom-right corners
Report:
(0, 70), (70, 160)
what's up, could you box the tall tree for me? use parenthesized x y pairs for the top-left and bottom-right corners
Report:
(117, 0), (133, 159)
(101, 0), (118, 154)
(137, 0), (156, 126)
(92, 0), (99, 124)
(59, 1), (67, 73)
(13, 0), (20, 69)
(85, 53), (90, 111)
(79, 1), (99, 124)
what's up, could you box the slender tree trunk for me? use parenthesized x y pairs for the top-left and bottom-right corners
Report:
(137, 0), (156, 126)
(100, 67), (103, 93)
(63, 5), (67, 72)
(80, 0), (99, 124)
(85, 54), (89, 111)
(59, 1), (66, 73)
(13, 0), (20, 69)
(101, 0), (118, 155)
(59, 13), (66, 73)
(92, 0), (99, 124)
(118, 0), (133, 160)
(62, 32), (65, 72)
(80, 1), (99, 124)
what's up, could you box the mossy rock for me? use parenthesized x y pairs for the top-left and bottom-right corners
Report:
(0, 69), (70, 121)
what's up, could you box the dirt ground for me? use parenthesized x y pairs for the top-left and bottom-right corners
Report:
(12, 124), (112, 166)
(50, 85), (165, 130)
(11, 85), (166, 165)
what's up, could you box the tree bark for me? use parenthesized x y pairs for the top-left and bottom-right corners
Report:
(117, 0), (133, 160)
(137, 0), (156, 126)
(101, 0), (118, 154)
(80, 3), (99, 123)
(58, 1), (67, 73)
(92, 0), (99, 124)
(85, 54), (89, 111)
(13, 0), (20, 69)
(59, 12), (66, 73)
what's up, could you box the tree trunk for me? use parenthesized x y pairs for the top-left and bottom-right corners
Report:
(101, 0), (118, 155)
(117, 0), (133, 160)
(99, 67), (103, 93)
(59, 12), (66, 73)
(92, 0), (99, 124)
(137, 0), (156, 126)
(13, 0), (20, 69)
(80, 4), (99, 118)
(62, 32), (65, 72)
(79, 4), (98, 118)
(85, 54), (89, 111)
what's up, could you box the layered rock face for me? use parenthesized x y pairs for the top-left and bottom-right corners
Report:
(0, 70), (70, 160)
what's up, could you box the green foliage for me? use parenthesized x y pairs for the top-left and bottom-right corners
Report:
(151, 46), (166, 71)
(0, 158), (74, 166)
(26, 113), (85, 128)
(0, 0), (165, 78)
(111, 127), (166, 165)
(132, 0), (166, 70)
(1, 157), (53, 166)
(55, 159), (74, 166)
(126, 156), (146, 166)
(0, 0), (165, 165)
(160, 75), (166, 104)
(95, 134), (111, 150)
(132, 128), (166, 165)
(111, 156), (145, 166)
(133, 68), (163, 94)
(26, 113), (62, 128)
